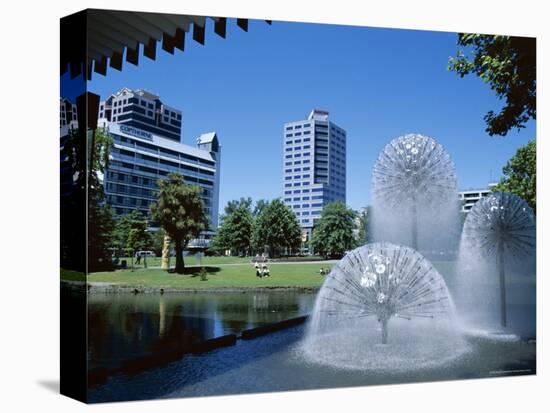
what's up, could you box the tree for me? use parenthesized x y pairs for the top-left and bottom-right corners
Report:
(312, 202), (357, 258)
(356, 207), (371, 246)
(112, 210), (145, 256)
(223, 197), (253, 217)
(126, 215), (152, 270)
(63, 127), (115, 271)
(150, 173), (208, 274)
(448, 34), (536, 136)
(253, 199), (270, 217)
(252, 199), (301, 257)
(492, 139), (536, 213)
(212, 202), (254, 256)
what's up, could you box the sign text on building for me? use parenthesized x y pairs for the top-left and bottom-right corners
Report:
(120, 124), (153, 141)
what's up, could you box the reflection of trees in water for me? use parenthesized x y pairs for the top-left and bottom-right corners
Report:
(87, 292), (316, 380)
(88, 295), (216, 371)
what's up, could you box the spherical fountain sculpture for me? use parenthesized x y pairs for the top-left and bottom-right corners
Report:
(302, 243), (469, 371)
(461, 192), (536, 328)
(372, 134), (458, 250)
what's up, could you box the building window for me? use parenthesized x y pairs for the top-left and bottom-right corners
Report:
(285, 126), (293, 131)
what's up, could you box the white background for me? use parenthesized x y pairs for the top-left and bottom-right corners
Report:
(0, 0), (548, 411)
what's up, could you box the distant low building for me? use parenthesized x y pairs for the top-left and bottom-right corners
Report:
(458, 183), (498, 213)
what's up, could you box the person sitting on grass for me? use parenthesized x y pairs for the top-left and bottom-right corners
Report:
(262, 265), (270, 277)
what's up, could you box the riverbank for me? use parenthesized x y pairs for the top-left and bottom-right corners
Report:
(61, 262), (333, 293)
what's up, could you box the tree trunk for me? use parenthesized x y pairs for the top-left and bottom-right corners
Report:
(174, 240), (185, 274)
(161, 234), (171, 270)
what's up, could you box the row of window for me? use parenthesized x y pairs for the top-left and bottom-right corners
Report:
(284, 167), (310, 173)
(110, 161), (214, 187)
(285, 145), (311, 151)
(284, 152), (311, 159)
(285, 130), (312, 138)
(285, 123), (311, 131)
(113, 135), (215, 167)
(284, 174), (311, 180)
(285, 137), (311, 145)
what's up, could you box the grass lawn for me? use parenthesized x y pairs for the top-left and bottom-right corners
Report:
(83, 262), (332, 289)
(117, 255), (253, 268)
(60, 268), (86, 282)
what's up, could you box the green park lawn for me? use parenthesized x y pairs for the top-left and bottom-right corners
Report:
(64, 261), (334, 289)
(118, 255), (252, 268)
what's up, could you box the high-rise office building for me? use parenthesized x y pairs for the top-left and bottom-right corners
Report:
(283, 109), (347, 252)
(99, 88), (182, 142)
(100, 122), (221, 234)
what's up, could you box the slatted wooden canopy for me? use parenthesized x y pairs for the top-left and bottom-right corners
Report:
(60, 9), (271, 80)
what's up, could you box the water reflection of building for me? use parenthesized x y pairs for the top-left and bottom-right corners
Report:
(60, 98), (78, 128)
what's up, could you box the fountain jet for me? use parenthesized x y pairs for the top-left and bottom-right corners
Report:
(372, 134), (458, 251)
(312, 242), (454, 344)
(461, 192), (535, 328)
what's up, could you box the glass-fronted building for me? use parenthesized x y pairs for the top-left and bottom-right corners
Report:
(102, 122), (221, 234)
(282, 109), (347, 251)
(99, 88), (182, 142)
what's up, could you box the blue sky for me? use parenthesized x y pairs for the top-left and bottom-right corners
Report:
(84, 19), (535, 211)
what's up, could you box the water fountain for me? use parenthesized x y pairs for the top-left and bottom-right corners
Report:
(459, 192), (536, 329)
(302, 243), (470, 371)
(299, 134), (534, 374)
(371, 134), (458, 252)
